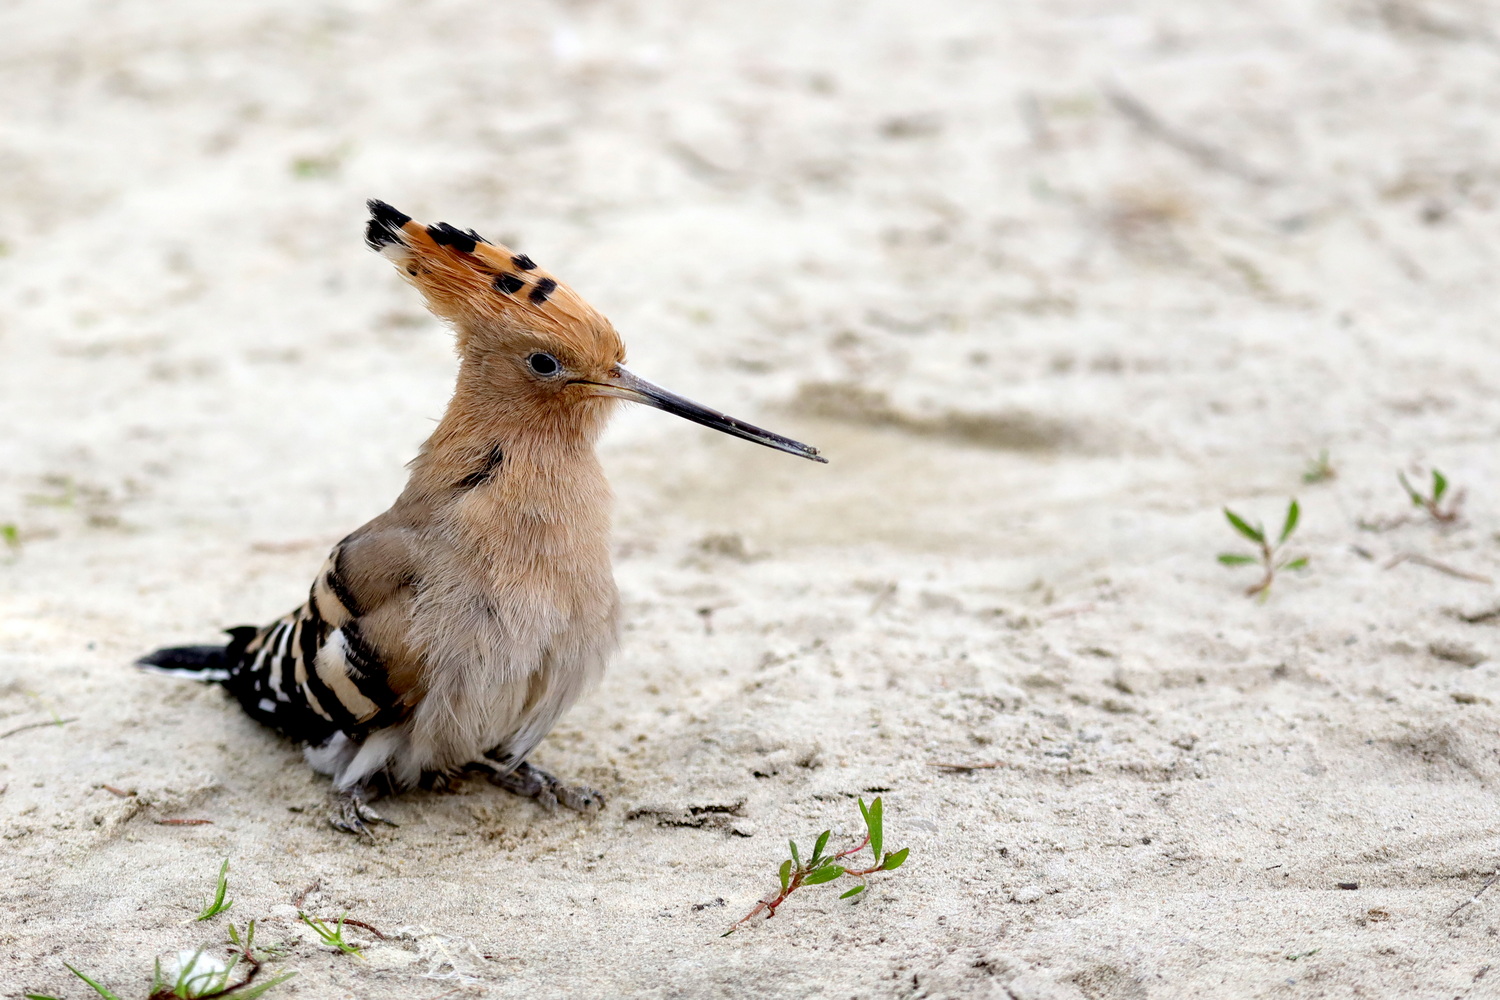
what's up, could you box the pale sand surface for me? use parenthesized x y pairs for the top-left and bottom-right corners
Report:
(3, 1), (1500, 997)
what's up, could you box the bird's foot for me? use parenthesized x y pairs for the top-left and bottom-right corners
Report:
(468, 759), (605, 813)
(327, 785), (398, 837)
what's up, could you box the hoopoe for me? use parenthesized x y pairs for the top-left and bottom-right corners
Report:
(139, 200), (824, 834)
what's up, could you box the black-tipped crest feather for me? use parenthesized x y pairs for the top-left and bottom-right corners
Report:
(365, 199), (411, 250)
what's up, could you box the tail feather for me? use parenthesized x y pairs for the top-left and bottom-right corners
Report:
(136, 627), (258, 684)
(136, 645), (231, 681)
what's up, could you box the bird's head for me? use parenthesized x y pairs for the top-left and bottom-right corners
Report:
(365, 200), (825, 462)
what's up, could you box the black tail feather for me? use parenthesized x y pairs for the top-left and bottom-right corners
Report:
(136, 627), (258, 683)
(136, 644), (230, 680)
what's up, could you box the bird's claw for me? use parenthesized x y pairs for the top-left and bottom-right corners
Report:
(327, 787), (398, 837)
(470, 759), (605, 813)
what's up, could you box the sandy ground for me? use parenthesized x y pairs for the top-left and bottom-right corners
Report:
(4, 0), (1500, 997)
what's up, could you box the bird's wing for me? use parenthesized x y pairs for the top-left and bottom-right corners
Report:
(226, 523), (424, 743)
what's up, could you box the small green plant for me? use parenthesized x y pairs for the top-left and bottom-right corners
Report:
(27, 922), (293, 1000)
(289, 144), (349, 180)
(25, 476), (77, 508)
(298, 912), (363, 958)
(26, 921), (292, 1000)
(26, 963), (123, 1000)
(1, 522), (19, 550)
(1218, 499), (1308, 598)
(1399, 468), (1462, 524)
(196, 859), (233, 921)
(1301, 450), (1335, 484)
(725, 796), (910, 935)
(148, 946), (292, 1000)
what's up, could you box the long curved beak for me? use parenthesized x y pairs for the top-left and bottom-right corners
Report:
(582, 367), (827, 463)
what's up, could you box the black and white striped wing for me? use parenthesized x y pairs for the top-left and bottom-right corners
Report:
(224, 539), (409, 744)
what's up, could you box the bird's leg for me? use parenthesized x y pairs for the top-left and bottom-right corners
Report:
(468, 757), (605, 813)
(326, 780), (398, 837)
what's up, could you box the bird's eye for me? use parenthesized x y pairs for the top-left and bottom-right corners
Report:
(527, 352), (561, 376)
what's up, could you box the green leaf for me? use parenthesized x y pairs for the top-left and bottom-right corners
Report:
(174, 948), (212, 994)
(811, 830), (831, 863)
(804, 865), (845, 885)
(867, 797), (884, 864)
(1282, 557), (1309, 570)
(881, 847), (911, 871)
(1218, 554), (1256, 565)
(1302, 451), (1334, 484)
(1279, 499), (1300, 544)
(62, 965), (123, 1000)
(778, 859), (792, 893)
(1398, 472), (1422, 506)
(198, 857), (233, 920)
(228, 920), (254, 950)
(839, 885), (866, 899)
(1223, 508), (1264, 544)
(25, 994), (65, 1000)
(234, 971), (298, 999)
(789, 839), (801, 870)
(858, 797), (869, 825)
(1433, 469), (1448, 502)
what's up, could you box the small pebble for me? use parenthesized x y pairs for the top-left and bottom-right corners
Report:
(1337, 882), (1359, 890)
(1012, 885), (1045, 904)
(1429, 640), (1486, 667)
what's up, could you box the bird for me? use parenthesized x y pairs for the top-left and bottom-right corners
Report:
(138, 200), (825, 834)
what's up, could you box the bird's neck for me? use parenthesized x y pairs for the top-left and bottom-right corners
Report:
(392, 364), (618, 610)
(404, 370), (614, 507)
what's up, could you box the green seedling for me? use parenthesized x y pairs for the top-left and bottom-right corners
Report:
(1301, 450), (1335, 484)
(27, 922), (293, 1000)
(2, 522), (19, 551)
(290, 144), (349, 180)
(725, 796), (910, 935)
(225, 922), (254, 953)
(1399, 469), (1463, 524)
(25, 963), (124, 1000)
(25, 476), (77, 508)
(298, 912), (362, 958)
(148, 946), (293, 999)
(196, 859), (233, 921)
(216, 921), (295, 998)
(1218, 499), (1308, 599)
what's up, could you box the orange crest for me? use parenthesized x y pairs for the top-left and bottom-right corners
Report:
(365, 200), (624, 365)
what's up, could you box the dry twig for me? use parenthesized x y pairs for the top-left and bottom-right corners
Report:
(1104, 84), (1279, 186)
(1384, 552), (1492, 584)
(929, 761), (1010, 772)
(291, 880), (321, 909)
(0, 717), (77, 740)
(1449, 873), (1498, 919)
